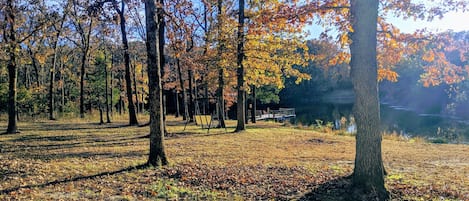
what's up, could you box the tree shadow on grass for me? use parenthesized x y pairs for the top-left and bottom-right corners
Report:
(299, 176), (354, 201)
(1, 133), (148, 155)
(298, 176), (462, 201)
(19, 150), (147, 161)
(9, 134), (80, 142)
(15, 122), (133, 132)
(0, 163), (149, 195)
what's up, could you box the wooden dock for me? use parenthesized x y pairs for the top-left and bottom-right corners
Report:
(250, 108), (296, 121)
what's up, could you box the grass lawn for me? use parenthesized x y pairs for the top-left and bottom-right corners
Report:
(0, 115), (468, 200)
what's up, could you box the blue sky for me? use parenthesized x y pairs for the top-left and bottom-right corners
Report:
(387, 11), (469, 33)
(306, 10), (469, 39)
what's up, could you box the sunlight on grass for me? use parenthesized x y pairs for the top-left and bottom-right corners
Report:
(0, 116), (468, 200)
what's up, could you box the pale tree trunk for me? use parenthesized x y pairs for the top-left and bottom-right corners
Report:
(140, 68), (145, 113)
(235, 0), (246, 132)
(118, 69), (124, 115)
(49, 5), (68, 120)
(251, 85), (256, 123)
(145, 0), (168, 166)
(6, 0), (18, 134)
(110, 54), (114, 116)
(60, 61), (65, 113)
(133, 61), (140, 113)
(350, 0), (388, 199)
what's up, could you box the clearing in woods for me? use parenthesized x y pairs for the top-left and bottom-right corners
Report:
(0, 116), (468, 200)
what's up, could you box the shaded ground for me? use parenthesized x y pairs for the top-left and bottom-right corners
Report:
(0, 117), (468, 200)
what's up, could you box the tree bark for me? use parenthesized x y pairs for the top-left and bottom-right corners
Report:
(104, 50), (111, 123)
(176, 59), (188, 120)
(251, 86), (256, 123)
(49, 65), (55, 120)
(99, 105), (104, 125)
(158, 2), (168, 129)
(140, 68), (145, 113)
(78, 16), (93, 119)
(118, 68), (123, 115)
(145, 0), (168, 167)
(79, 48), (86, 118)
(235, 0), (246, 132)
(134, 63), (140, 114)
(188, 69), (194, 122)
(245, 92), (249, 124)
(114, 0), (138, 125)
(27, 47), (40, 88)
(110, 54), (114, 116)
(6, 0), (18, 134)
(49, 6), (68, 121)
(175, 91), (180, 118)
(216, 0), (226, 128)
(350, 0), (388, 199)
(60, 61), (65, 113)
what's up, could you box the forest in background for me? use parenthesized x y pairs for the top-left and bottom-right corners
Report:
(0, 0), (468, 124)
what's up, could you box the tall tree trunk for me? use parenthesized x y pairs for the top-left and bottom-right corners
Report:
(118, 69), (123, 115)
(176, 59), (188, 120)
(79, 18), (93, 118)
(140, 67), (145, 113)
(235, 0), (246, 132)
(6, 0), (18, 134)
(24, 64), (29, 88)
(49, 7), (67, 121)
(202, 2), (210, 116)
(99, 105), (104, 124)
(110, 54), (114, 116)
(60, 61), (65, 113)
(79, 48), (86, 118)
(158, 1), (167, 129)
(49, 64), (55, 120)
(217, 66), (226, 128)
(175, 91), (180, 118)
(104, 50), (111, 123)
(133, 61), (140, 114)
(251, 85), (256, 123)
(49, 43), (60, 120)
(245, 92), (248, 124)
(216, 0), (226, 128)
(27, 47), (40, 88)
(115, 1), (138, 125)
(145, 0), (168, 167)
(188, 69), (194, 122)
(350, 0), (388, 200)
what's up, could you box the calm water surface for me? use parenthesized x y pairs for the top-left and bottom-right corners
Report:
(291, 102), (469, 143)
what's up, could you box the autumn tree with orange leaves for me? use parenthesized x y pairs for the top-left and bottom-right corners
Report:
(297, 0), (469, 199)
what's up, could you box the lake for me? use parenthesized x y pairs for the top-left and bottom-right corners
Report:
(290, 102), (469, 143)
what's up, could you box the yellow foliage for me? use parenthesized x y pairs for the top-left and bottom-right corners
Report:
(422, 51), (435, 62)
(377, 68), (398, 82)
